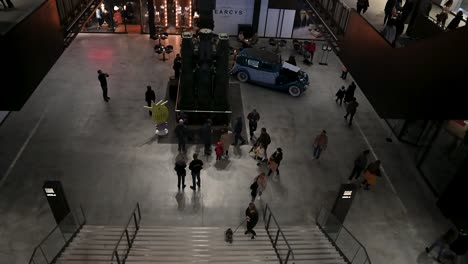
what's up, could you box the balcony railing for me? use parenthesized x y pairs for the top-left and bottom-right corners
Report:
(28, 205), (86, 264)
(316, 207), (371, 264)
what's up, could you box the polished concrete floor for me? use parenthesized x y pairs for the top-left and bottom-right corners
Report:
(0, 34), (460, 264)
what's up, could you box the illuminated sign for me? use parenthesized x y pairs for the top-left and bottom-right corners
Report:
(342, 190), (352, 199)
(45, 188), (56, 196)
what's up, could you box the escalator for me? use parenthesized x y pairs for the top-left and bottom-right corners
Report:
(63, 0), (103, 48)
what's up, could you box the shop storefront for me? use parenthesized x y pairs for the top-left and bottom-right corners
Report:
(82, 0), (194, 33)
(80, 0), (323, 39)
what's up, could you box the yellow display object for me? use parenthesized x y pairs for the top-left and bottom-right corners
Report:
(144, 100), (169, 124)
(144, 100), (169, 136)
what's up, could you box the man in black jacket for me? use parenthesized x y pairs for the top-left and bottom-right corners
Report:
(174, 119), (187, 152)
(145, 86), (156, 116)
(189, 153), (204, 191)
(174, 155), (187, 191)
(247, 109), (260, 139)
(200, 119), (212, 155)
(233, 117), (246, 145)
(173, 54), (182, 79)
(97, 70), (110, 102)
(245, 203), (259, 239)
(257, 128), (271, 164)
(348, 150), (370, 181)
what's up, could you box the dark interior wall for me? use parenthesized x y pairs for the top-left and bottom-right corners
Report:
(0, 0), (64, 111)
(437, 155), (468, 230)
(340, 11), (468, 119)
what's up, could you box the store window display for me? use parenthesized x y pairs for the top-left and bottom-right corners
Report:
(175, 0), (192, 30)
(142, 0), (167, 33)
(84, 2), (115, 32)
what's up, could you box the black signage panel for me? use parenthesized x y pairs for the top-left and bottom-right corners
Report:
(43, 181), (71, 225)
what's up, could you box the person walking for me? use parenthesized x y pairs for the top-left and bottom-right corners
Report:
(200, 119), (213, 155)
(215, 141), (223, 160)
(250, 178), (259, 202)
(447, 11), (464, 30)
(256, 128), (271, 164)
(247, 109), (260, 140)
(340, 66), (348, 80)
(448, 231), (468, 264)
(303, 41), (316, 65)
(313, 130), (328, 160)
(425, 228), (458, 262)
(174, 119), (187, 152)
(361, 160), (381, 190)
(97, 70), (110, 102)
(356, 0), (369, 14)
(344, 97), (359, 126)
(173, 54), (182, 79)
(189, 153), (204, 191)
(436, 0), (453, 27)
(267, 148), (283, 177)
(335, 86), (346, 105)
(344, 82), (356, 103)
(174, 155), (187, 191)
(220, 128), (232, 158)
(145, 86), (156, 116)
(250, 173), (267, 201)
(384, 0), (397, 24)
(348, 150), (370, 181)
(233, 117), (246, 145)
(245, 203), (259, 239)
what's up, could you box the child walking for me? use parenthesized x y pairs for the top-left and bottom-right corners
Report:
(215, 141), (223, 160)
(335, 86), (346, 105)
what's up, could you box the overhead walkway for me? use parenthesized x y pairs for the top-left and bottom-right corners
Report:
(306, 0), (468, 119)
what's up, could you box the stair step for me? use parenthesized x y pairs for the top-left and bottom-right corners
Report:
(58, 224), (347, 263)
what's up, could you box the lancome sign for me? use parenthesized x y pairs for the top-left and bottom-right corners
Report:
(213, 0), (254, 35)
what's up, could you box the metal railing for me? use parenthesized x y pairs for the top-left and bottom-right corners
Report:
(316, 207), (371, 264)
(263, 203), (295, 264)
(29, 205), (86, 264)
(111, 203), (142, 264)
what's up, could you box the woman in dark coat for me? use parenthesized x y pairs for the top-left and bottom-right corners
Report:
(344, 82), (357, 103)
(356, 0), (369, 14)
(384, 0), (397, 24)
(174, 155), (187, 191)
(245, 203), (259, 239)
(447, 11), (463, 30)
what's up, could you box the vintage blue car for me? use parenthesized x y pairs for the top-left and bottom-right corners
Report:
(230, 48), (309, 97)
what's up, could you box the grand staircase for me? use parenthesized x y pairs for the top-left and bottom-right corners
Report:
(56, 225), (347, 264)
(282, 226), (347, 264)
(57, 225), (279, 263)
(31, 204), (369, 264)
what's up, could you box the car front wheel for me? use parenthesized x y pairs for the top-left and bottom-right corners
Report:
(236, 71), (249, 83)
(288, 85), (302, 97)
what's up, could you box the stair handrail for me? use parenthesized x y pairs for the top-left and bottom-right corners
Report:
(28, 205), (86, 264)
(316, 207), (371, 264)
(110, 202), (142, 264)
(263, 203), (295, 264)
(65, 0), (99, 33)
